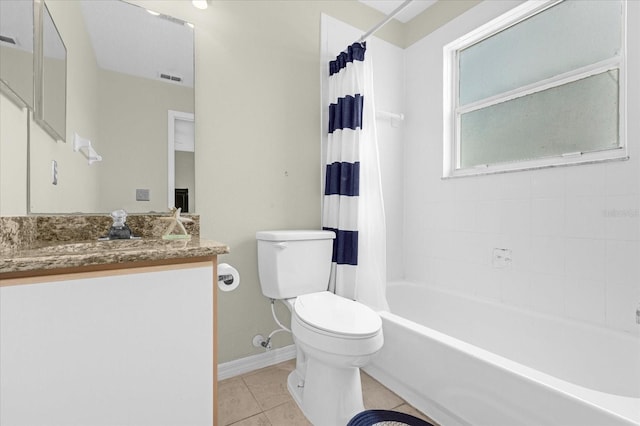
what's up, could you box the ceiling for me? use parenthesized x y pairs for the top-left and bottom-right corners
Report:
(0, 1), (34, 52)
(0, 1), (194, 87)
(358, 0), (438, 23)
(2, 0), (436, 89)
(80, 0), (194, 88)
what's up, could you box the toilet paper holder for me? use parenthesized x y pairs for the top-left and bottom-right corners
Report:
(217, 263), (240, 292)
(218, 274), (234, 285)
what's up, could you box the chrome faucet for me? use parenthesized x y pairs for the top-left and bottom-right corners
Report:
(108, 209), (132, 239)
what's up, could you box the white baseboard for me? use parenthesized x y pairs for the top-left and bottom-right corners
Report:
(217, 345), (297, 381)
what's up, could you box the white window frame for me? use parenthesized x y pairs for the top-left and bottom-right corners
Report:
(443, 0), (628, 178)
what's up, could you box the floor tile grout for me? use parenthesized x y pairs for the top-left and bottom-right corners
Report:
(221, 360), (437, 426)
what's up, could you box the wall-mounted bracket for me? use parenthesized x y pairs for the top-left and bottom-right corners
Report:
(73, 133), (102, 165)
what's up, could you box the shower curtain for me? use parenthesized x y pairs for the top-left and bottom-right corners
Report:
(323, 42), (389, 311)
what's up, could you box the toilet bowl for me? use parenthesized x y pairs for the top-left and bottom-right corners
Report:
(256, 230), (384, 426)
(287, 292), (383, 426)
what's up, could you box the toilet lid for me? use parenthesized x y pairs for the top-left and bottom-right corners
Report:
(294, 292), (382, 338)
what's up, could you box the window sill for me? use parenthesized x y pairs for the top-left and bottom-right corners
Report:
(442, 150), (629, 179)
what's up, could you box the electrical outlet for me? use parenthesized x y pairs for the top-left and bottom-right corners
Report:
(492, 248), (512, 268)
(136, 189), (150, 201)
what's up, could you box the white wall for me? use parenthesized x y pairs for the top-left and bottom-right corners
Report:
(321, 15), (405, 281)
(403, 0), (640, 335)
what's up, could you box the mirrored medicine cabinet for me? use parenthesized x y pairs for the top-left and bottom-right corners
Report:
(37, 0), (67, 142)
(0, 0), (35, 111)
(0, 0), (66, 142)
(0, 0), (195, 215)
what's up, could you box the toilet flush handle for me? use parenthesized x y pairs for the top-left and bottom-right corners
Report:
(275, 242), (288, 249)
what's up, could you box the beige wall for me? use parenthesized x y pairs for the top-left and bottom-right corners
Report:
(0, 46), (34, 108)
(115, 0), (473, 363)
(126, 0), (409, 363)
(0, 0), (474, 363)
(29, 0), (101, 213)
(404, 0), (481, 47)
(0, 93), (28, 215)
(96, 68), (193, 213)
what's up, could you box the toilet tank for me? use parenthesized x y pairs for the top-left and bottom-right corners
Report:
(256, 230), (336, 299)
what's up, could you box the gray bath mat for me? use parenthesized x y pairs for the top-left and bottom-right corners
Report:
(347, 409), (434, 426)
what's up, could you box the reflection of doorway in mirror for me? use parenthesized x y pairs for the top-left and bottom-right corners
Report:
(168, 110), (195, 213)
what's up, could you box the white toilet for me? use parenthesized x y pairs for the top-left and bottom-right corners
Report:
(256, 230), (384, 426)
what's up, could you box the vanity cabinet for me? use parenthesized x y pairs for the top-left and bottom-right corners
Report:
(0, 260), (218, 426)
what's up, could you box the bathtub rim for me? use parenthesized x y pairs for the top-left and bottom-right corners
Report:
(374, 307), (640, 425)
(386, 280), (640, 345)
(385, 280), (640, 397)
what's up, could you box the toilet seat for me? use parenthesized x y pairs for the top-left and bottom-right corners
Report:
(293, 291), (381, 338)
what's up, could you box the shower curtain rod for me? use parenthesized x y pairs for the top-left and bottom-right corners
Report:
(357, 0), (414, 43)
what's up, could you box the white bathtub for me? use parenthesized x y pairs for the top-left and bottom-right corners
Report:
(364, 281), (640, 426)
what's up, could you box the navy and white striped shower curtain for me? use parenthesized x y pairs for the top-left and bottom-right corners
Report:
(323, 42), (389, 311)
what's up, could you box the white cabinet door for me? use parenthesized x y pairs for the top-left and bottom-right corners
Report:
(1, 264), (214, 426)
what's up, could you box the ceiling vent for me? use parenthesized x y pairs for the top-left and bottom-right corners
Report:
(159, 72), (183, 83)
(157, 14), (186, 26)
(0, 34), (17, 45)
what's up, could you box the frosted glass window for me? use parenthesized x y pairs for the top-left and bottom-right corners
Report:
(459, 0), (623, 106)
(445, 0), (626, 176)
(460, 70), (619, 168)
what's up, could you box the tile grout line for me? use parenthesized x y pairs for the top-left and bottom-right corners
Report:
(222, 361), (436, 426)
(229, 368), (297, 425)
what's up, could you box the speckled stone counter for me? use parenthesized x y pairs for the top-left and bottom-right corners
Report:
(0, 214), (201, 252)
(1, 238), (229, 276)
(0, 215), (229, 277)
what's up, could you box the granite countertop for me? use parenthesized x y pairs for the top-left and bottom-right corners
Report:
(0, 238), (230, 275)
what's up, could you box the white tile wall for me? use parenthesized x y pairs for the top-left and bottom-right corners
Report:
(565, 196), (607, 239)
(401, 0), (640, 336)
(564, 238), (606, 282)
(605, 195), (640, 240)
(500, 199), (531, 235)
(530, 236), (566, 275)
(531, 168), (565, 199)
(500, 269), (532, 308)
(606, 240), (640, 284)
(605, 161), (640, 196)
(564, 276), (606, 325)
(531, 198), (565, 237)
(529, 273), (565, 316)
(475, 200), (502, 234)
(565, 164), (605, 197)
(606, 279), (640, 333)
(325, 1), (640, 336)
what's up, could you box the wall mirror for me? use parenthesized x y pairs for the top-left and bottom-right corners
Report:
(35, 1), (67, 142)
(28, 0), (194, 214)
(0, 0), (35, 109)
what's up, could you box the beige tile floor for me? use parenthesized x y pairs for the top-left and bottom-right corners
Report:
(218, 359), (439, 426)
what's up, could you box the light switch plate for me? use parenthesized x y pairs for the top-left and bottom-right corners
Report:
(51, 160), (58, 185)
(136, 189), (150, 201)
